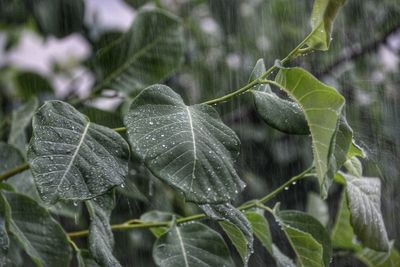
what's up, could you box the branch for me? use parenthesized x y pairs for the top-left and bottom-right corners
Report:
(0, 163), (30, 182)
(68, 167), (314, 238)
(318, 24), (400, 77)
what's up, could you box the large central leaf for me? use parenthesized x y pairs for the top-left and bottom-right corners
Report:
(275, 67), (345, 197)
(124, 85), (244, 203)
(28, 101), (129, 204)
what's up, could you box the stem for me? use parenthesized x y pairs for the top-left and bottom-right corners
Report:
(113, 127), (126, 133)
(68, 167), (313, 238)
(0, 163), (30, 182)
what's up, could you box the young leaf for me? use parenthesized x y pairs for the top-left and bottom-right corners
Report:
(77, 250), (101, 267)
(245, 211), (272, 254)
(278, 210), (332, 267)
(200, 203), (254, 264)
(95, 9), (184, 93)
(86, 191), (121, 267)
(341, 173), (390, 251)
(306, 0), (346, 50)
(275, 67), (345, 198)
(0, 191), (71, 267)
(124, 85), (245, 204)
(331, 192), (359, 250)
(271, 244), (296, 267)
(344, 156), (363, 177)
(8, 97), (38, 154)
(153, 222), (234, 267)
(248, 59), (271, 93)
(27, 101), (129, 204)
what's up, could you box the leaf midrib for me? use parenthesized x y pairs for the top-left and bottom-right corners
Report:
(56, 122), (90, 193)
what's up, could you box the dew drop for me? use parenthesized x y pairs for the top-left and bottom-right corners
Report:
(284, 187), (289, 191)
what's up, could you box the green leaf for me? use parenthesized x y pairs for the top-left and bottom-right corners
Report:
(271, 244), (296, 267)
(306, 0), (346, 50)
(0, 191), (71, 267)
(275, 67), (345, 197)
(245, 211), (272, 254)
(341, 173), (390, 251)
(95, 9), (184, 93)
(153, 222), (234, 267)
(124, 85), (244, 204)
(376, 248), (400, 267)
(248, 59), (271, 92)
(14, 72), (53, 101)
(27, 101), (129, 204)
(344, 156), (363, 177)
(278, 210), (332, 267)
(8, 97), (38, 154)
(306, 192), (329, 226)
(200, 203), (253, 264)
(141, 211), (175, 238)
(86, 191), (121, 267)
(331, 192), (359, 250)
(77, 250), (101, 267)
(31, 0), (84, 37)
(0, 142), (25, 175)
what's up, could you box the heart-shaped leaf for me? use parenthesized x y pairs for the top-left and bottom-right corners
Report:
(27, 101), (129, 204)
(153, 222), (234, 267)
(86, 191), (121, 267)
(306, 0), (346, 50)
(124, 85), (244, 203)
(275, 67), (345, 197)
(0, 191), (71, 267)
(95, 9), (184, 93)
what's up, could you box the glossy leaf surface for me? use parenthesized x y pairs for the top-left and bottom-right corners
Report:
(28, 101), (129, 204)
(124, 85), (244, 203)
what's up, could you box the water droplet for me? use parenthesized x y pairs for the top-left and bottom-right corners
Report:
(73, 201), (78, 207)
(284, 187), (289, 191)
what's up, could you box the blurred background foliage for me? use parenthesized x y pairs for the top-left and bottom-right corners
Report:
(0, 0), (399, 266)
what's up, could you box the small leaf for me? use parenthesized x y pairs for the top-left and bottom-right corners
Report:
(248, 59), (271, 92)
(271, 244), (296, 267)
(306, 192), (329, 226)
(331, 192), (359, 250)
(275, 67), (345, 197)
(95, 9), (184, 93)
(200, 203), (253, 264)
(306, 0), (346, 50)
(153, 222), (234, 267)
(0, 191), (71, 267)
(278, 210), (332, 267)
(8, 97), (38, 153)
(86, 191), (121, 267)
(141, 211), (175, 238)
(28, 101), (129, 204)
(245, 211), (272, 254)
(342, 173), (390, 251)
(31, 0), (85, 37)
(124, 85), (244, 204)
(344, 156), (363, 177)
(77, 250), (101, 267)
